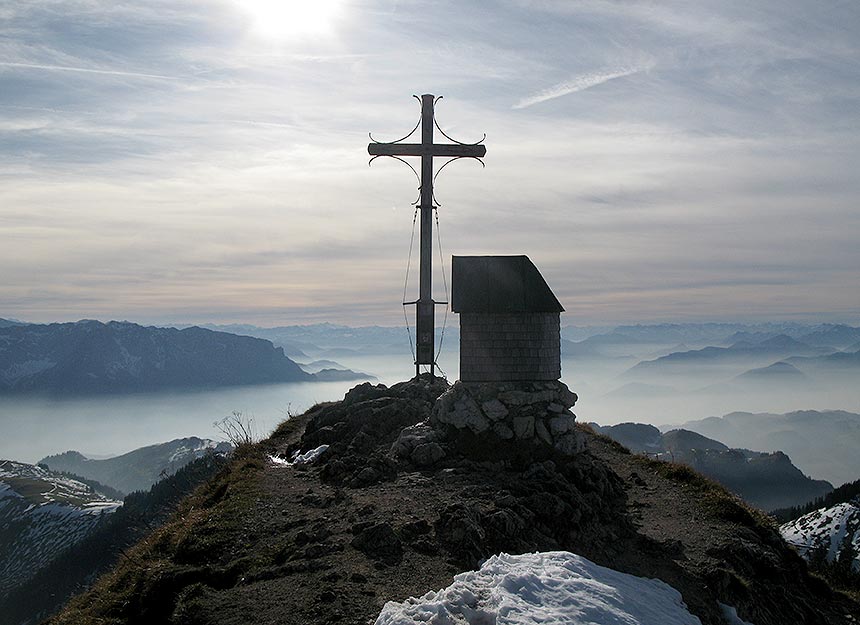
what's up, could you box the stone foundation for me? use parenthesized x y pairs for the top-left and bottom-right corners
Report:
(391, 380), (583, 465)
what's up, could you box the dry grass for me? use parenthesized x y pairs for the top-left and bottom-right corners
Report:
(52, 448), (265, 625)
(637, 456), (777, 532)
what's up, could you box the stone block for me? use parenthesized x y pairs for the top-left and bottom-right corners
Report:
(549, 416), (574, 436)
(534, 418), (552, 445)
(492, 422), (514, 440)
(481, 398), (509, 421)
(512, 415), (534, 439)
(557, 383), (578, 408)
(436, 395), (489, 434)
(554, 433), (584, 456)
(497, 390), (531, 405)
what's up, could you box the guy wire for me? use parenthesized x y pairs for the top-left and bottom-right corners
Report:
(402, 207), (419, 363)
(434, 207), (449, 364)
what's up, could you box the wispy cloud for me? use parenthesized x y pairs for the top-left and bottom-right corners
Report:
(0, 104), (89, 115)
(0, 62), (176, 80)
(225, 119), (303, 130)
(513, 65), (651, 109)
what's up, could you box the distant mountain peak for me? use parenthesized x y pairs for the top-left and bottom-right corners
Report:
(735, 361), (806, 381)
(0, 320), (311, 395)
(757, 334), (808, 348)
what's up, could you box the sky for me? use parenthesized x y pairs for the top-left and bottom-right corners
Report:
(2, 0), (859, 327)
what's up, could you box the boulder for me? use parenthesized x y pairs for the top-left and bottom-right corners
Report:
(391, 423), (439, 459)
(350, 523), (402, 564)
(481, 399), (509, 421)
(411, 443), (446, 466)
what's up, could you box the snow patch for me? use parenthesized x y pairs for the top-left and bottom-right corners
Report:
(268, 445), (329, 467)
(168, 438), (220, 463)
(82, 500), (123, 514)
(376, 551), (703, 625)
(268, 454), (290, 466)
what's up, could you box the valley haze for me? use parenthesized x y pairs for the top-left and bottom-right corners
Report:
(2, 318), (858, 489)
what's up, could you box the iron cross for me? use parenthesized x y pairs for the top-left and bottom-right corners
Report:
(368, 94), (486, 377)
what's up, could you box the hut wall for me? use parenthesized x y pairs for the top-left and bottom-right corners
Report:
(459, 312), (560, 382)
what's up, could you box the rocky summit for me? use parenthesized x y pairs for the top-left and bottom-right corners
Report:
(51, 377), (859, 625)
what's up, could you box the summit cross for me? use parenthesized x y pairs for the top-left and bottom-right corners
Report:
(368, 94), (486, 377)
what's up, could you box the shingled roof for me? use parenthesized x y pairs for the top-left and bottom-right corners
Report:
(451, 255), (564, 314)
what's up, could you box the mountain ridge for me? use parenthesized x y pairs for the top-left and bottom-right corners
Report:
(0, 320), (313, 395)
(588, 423), (832, 511)
(677, 409), (860, 486)
(47, 378), (859, 625)
(40, 437), (233, 495)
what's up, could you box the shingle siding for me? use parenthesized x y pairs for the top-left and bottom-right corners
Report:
(460, 312), (560, 382)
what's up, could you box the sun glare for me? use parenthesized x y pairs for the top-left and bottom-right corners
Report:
(241, 0), (343, 40)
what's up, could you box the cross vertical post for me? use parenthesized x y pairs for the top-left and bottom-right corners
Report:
(368, 94), (486, 378)
(417, 94), (435, 377)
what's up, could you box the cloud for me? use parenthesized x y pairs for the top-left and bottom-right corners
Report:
(0, 61), (177, 80)
(1, 0), (859, 325)
(513, 64), (652, 109)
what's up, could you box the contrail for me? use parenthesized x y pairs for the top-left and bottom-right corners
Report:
(227, 119), (303, 130)
(513, 65), (648, 109)
(0, 61), (176, 80)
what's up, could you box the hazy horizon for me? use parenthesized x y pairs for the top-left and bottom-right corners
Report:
(6, 315), (860, 330)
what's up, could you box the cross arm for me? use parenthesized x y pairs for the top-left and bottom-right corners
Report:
(368, 143), (486, 158)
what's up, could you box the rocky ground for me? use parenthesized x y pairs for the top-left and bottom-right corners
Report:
(51, 376), (859, 625)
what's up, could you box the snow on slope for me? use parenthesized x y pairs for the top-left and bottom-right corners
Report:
(780, 501), (860, 571)
(167, 438), (226, 463)
(0, 460), (121, 596)
(41, 436), (233, 494)
(376, 551), (709, 625)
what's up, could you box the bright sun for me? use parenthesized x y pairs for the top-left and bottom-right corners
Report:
(241, 0), (343, 40)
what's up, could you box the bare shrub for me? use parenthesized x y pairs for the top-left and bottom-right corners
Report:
(214, 411), (258, 449)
